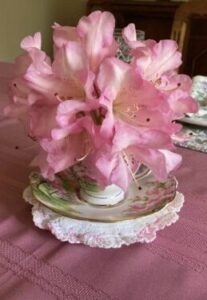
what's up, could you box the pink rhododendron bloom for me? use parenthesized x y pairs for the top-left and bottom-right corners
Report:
(96, 57), (179, 137)
(2, 10), (198, 192)
(36, 129), (91, 180)
(123, 24), (182, 80)
(31, 107), (97, 180)
(4, 33), (58, 138)
(53, 10), (118, 72)
(123, 23), (198, 118)
(86, 121), (181, 191)
(133, 39), (182, 82)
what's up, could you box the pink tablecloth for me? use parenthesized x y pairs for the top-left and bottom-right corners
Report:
(0, 120), (207, 300)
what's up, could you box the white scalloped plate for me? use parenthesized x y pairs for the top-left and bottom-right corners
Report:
(23, 187), (184, 248)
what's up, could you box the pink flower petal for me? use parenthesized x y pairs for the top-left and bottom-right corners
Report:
(159, 150), (182, 174)
(53, 42), (95, 98)
(168, 90), (199, 118)
(55, 100), (88, 127)
(24, 72), (61, 99)
(77, 11), (117, 72)
(157, 73), (192, 94)
(113, 121), (172, 150)
(134, 40), (182, 81)
(97, 57), (129, 100)
(97, 57), (166, 109)
(53, 23), (79, 48)
(40, 131), (91, 175)
(31, 151), (55, 181)
(110, 155), (130, 191)
(133, 149), (168, 181)
(21, 32), (41, 50)
(122, 23), (145, 49)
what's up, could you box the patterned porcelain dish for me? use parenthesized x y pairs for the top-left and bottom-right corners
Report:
(191, 76), (207, 105)
(181, 107), (207, 127)
(28, 168), (177, 223)
(24, 169), (183, 248)
(181, 76), (207, 126)
(173, 124), (207, 153)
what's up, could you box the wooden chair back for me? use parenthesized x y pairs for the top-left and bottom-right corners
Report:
(171, 0), (207, 76)
(172, 0), (207, 51)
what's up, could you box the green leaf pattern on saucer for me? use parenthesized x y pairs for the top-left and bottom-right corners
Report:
(29, 170), (177, 223)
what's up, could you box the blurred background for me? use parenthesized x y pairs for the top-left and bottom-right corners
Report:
(0, 0), (206, 77)
(0, 0), (86, 61)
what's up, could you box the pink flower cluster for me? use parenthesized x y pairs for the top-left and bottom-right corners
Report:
(4, 11), (198, 191)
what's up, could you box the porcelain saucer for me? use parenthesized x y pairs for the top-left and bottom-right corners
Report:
(28, 169), (177, 223)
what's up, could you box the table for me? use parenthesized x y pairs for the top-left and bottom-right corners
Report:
(0, 119), (207, 300)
